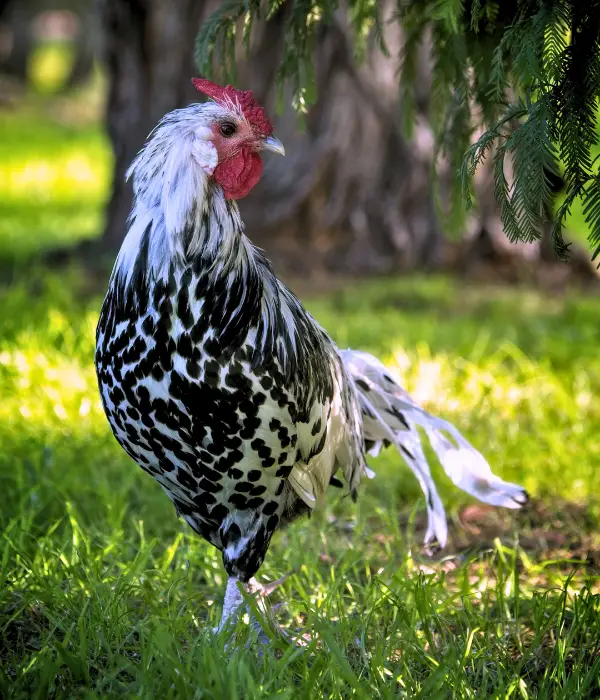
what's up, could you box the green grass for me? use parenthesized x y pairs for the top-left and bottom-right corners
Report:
(2, 272), (600, 698)
(0, 106), (109, 261)
(0, 44), (110, 262)
(1, 62), (600, 698)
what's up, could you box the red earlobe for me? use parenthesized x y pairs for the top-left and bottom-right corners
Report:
(214, 150), (263, 200)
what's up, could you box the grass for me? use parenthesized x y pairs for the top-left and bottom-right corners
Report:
(0, 45), (109, 263)
(1, 51), (600, 698)
(2, 273), (600, 699)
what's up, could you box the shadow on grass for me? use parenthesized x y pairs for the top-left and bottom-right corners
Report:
(303, 275), (600, 368)
(392, 500), (600, 575)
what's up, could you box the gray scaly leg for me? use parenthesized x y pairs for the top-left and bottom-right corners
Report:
(217, 576), (245, 633)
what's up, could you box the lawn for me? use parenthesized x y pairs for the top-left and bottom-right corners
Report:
(1, 74), (600, 698)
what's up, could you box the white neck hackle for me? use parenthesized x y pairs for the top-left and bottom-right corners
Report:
(108, 100), (306, 371)
(112, 102), (250, 287)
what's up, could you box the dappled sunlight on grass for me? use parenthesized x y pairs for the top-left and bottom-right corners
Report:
(0, 98), (110, 259)
(1, 73), (599, 696)
(0, 201), (103, 256)
(29, 42), (76, 94)
(0, 341), (98, 424)
(304, 277), (600, 510)
(6, 154), (100, 195)
(1, 273), (598, 513)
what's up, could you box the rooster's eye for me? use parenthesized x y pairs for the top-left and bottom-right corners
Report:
(220, 122), (236, 137)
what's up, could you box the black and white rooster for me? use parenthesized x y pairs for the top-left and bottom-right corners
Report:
(95, 79), (527, 635)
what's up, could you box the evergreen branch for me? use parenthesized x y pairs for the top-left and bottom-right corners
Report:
(551, 185), (580, 261)
(461, 102), (528, 208)
(195, 0), (600, 261)
(469, 0), (483, 32)
(487, 42), (507, 105)
(433, 0), (465, 33)
(373, 1), (391, 58)
(507, 98), (558, 243)
(399, 8), (428, 137)
(493, 141), (521, 243)
(195, 0), (247, 79)
(582, 174), (600, 261)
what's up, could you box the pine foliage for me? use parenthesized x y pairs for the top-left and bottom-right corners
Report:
(196, 1), (600, 261)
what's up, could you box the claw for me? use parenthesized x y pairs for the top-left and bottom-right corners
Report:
(248, 569), (297, 598)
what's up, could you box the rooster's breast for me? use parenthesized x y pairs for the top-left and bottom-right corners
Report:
(94, 266), (329, 568)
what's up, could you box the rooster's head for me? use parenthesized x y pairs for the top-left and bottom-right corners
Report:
(119, 78), (285, 283)
(189, 78), (284, 200)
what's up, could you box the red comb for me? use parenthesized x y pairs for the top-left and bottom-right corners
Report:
(192, 78), (273, 137)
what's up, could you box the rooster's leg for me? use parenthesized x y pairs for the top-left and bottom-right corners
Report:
(214, 577), (274, 648)
(217, 576), (245, 633)
(214, 575), (305, 650)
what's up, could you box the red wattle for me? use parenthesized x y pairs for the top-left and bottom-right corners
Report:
(213, 149), (263, 200)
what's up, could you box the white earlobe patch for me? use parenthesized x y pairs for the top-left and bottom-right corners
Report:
(192, 135), (218, 176)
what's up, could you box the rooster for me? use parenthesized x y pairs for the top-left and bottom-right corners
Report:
(95, 78), (527, 636)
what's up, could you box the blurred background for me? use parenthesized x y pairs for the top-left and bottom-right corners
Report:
(1, 0), (599, 540)
(1, 0), (599, 280)
(1, 1), (599, 692)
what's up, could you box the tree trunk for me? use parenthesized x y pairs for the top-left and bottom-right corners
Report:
(97, 0), (445, 274)
(236, 6), (445, 274)
(63, 2), (98, 91)
(0, 0), (33, 82)
(97, 0), (208, 256)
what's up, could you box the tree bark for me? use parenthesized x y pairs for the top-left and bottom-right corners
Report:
(0, 0), (33, 82)
(63, 1), (98, 91)
(235, 6), (445, 274)
(98, 0), (208, 254)
(97, 0), (445, 274)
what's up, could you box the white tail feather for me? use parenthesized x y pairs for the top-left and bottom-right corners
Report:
(340, 349), (528, 547)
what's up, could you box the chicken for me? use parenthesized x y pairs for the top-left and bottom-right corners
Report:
(95, 78), (527, 636)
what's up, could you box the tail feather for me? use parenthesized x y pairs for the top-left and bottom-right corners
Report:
(340, 349), (528, 547)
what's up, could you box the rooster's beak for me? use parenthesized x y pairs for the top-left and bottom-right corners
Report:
(261, 135), (285, 156)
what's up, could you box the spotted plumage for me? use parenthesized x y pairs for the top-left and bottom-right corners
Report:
(96, 79), (527, 634)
